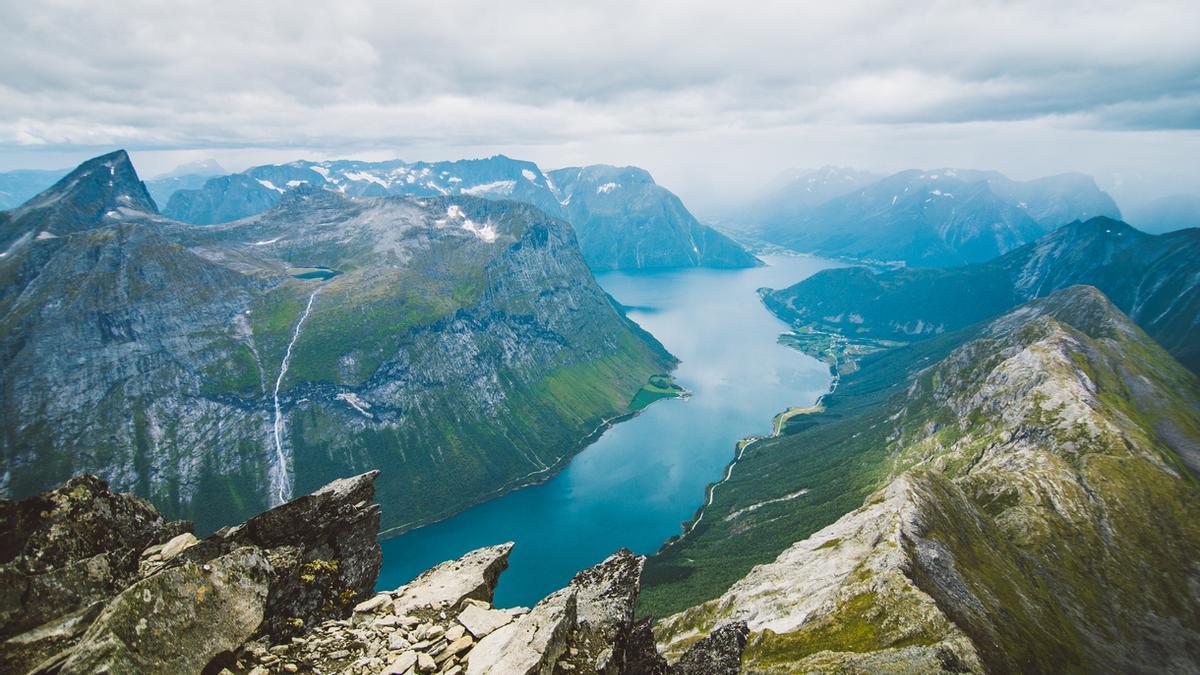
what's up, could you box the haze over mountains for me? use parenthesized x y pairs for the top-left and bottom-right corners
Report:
(733, 168), (1122, 266)
(2, 150), (1199, 673)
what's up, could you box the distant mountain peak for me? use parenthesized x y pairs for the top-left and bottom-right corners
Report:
(1, 150), (159, 250)
(23, 149), (157, 216)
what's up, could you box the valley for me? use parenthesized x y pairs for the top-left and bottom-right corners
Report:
(376, 254), (839, 608)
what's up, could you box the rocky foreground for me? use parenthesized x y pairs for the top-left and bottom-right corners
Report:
(0, 471), (745, 674)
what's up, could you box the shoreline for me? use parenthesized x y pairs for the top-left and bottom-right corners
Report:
(661, 340), (842, 550)
(377, 385), (686, 541)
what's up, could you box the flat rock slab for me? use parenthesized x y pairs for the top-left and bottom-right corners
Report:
(466, 588), (576, 675)
(53, 546), (270, 674)
(457, 604), (513, 639)
(392, 543), (512, 616)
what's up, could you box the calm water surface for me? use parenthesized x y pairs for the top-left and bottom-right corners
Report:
(377, 254), (839, 606)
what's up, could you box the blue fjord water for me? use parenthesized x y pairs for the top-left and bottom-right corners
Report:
(377, 254), (840, 607)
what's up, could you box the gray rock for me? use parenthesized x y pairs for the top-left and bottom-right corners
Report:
(50, 546), (270, 674)
(466, 588), (576, 675)
(391, 543), (512, 617)
(0, 475), (189, 643)
(457, 604), (512, 639)
(181, 470), (382, 641)
(671, 621), (748, 675)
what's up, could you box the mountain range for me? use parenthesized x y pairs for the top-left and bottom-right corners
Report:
(744, 168), (1121, 266)
(0, 150), (676, 535)
(761, 216), (1200, 372)
(549, 165), (760, 270)
(160, 157), (758, 271)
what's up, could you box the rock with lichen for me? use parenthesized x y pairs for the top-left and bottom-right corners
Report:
(0, 474), (190, 670)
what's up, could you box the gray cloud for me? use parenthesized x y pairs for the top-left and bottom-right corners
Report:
(1, 0), (1198, 205)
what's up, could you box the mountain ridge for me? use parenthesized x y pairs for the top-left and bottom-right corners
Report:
(763, 215), (1200, 372)
(651, 285), (1200, 671)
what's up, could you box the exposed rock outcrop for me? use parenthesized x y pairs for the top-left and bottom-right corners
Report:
(47, 547), (270, 674)
(244, 545), (744, 675)
(0, 471), (382, 673)
(0, 475), (190, 671)
(179, 470), (382, 641)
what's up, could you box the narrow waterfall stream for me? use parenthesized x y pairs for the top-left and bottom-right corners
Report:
(270, 287), (321, 505)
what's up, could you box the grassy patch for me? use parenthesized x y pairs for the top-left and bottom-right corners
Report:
(629, 373), (687, 411)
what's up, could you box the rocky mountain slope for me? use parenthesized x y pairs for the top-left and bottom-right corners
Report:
(762, 216), (1200, 372)
(1, 471), (749, 674)
(158, 157), (757, 271)
(651, 287), (1200, 672)
(548, 165), (760, 270)
(0, 151), (675, 535)
(752, 168), (1120, 266)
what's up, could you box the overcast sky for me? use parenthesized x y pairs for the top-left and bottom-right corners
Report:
(1, 0), (1198, 209)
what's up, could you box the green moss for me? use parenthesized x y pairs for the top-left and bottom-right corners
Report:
(299, 559), (339, 584)
(747, 591), (941, 665)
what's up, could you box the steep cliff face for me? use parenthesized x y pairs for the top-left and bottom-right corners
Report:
(1, 152), (674, 535)
(654, 287), (1200, 672)
(547, 165), (760, 270)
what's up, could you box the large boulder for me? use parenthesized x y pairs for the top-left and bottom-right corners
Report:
(467, 587), (577, 675)
(391, 542), (512, 618)
(179, 471), (383, 640)
(0, 472), (384, 672)
(47, 546), (270, 674)
(0, 475), (190, 642)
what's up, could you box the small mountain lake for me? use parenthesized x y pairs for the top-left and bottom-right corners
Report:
(291, 266), (342, 280)
(377, 254), (841, 606)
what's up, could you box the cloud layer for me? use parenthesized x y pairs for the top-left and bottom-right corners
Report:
(1, 0), (1198, 204)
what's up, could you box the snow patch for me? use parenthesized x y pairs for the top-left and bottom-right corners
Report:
(254, 237), (283, 246)
(521, 169), (537, 182)
(437, 205), (498, 243)
(461, 180), (516, 196)
(597, 182), (619, 194)
(336, 392), (373, 418)
(257, 179), (285, 193)
(344, 171), (390, 188)
(36, 231), (59, 240)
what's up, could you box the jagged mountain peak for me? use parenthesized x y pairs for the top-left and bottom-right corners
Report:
(26, 149), (157, 215)
(1, 150), (159, 251)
